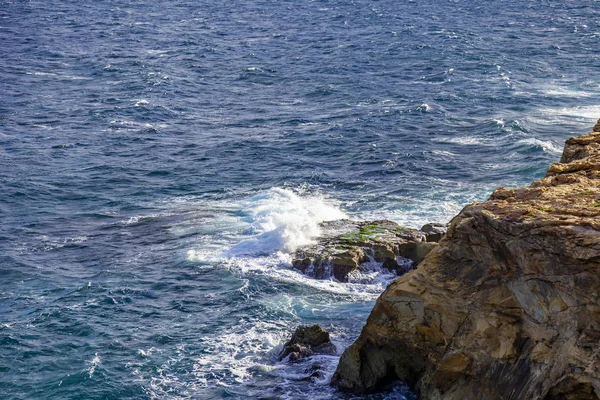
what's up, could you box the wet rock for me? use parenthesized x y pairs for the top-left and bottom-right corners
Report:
(420, 222), (448, 242)
(331, 126), (600, 399)
(280, 325), (336, 362)
(301, 363), (325, 381)
(292, 219), (438, 281)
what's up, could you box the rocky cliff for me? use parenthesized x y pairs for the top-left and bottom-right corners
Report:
(331, 125), (600, 399)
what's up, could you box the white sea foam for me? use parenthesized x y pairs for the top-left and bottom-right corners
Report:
(539, 105), (600, 120)
(187, 312), (358, 399)
(186, 188), (396, 298)
(435, 135), (490, 146)
(356, 182), (493, 230)
(517, 138), (563, 154)
(346, 257), (399, 285)
(134, 99), (150, 107)
(86, 353), (101, 378)
(108, 120), (169, 130)
(26, 71), (88, 80)
(27, 71), (57, 76)
(222, 254), (392, 299)
(540, 86), (593, 98)
(173, 188), (430, 396)
(416, 103), (431, 112)
(431, 150), (456, 157)
(193, 320), (288, 384)
(226, 188), (347, 256)
(19, 235), (89, 253)
(120, 212), (174, 225)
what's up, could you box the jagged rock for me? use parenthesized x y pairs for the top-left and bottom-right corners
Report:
(420, 222), (448, 242)
(593, 118), (600, 133)
(331, 127), (600, 399)
(280, 325), (336, 362)
(292, 219), (437, 281)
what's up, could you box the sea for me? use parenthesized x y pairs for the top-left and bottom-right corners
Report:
(1, 0), (599, 399)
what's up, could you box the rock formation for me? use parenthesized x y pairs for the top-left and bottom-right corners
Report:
(331, 126), (600, 399)
(280, 325), (336, 362)
(292, 219), (443, 281)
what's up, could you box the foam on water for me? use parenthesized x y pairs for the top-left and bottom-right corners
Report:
(182, 188), (414, 397)
(186, 188), (400, 296)
(540, 86), (593, 98)
(434, 135), (496, 146)
(539, 105), (600, 120)
(193, 319), (288, 384)
(220, 254), (394, 299)
(86, 353), (101, 378)
(357, 193), (478, 230)
(516, 138), (563, 155)
(197, 188), (347, 257)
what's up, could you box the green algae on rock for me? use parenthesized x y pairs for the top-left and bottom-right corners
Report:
(292, 219), (444, 282)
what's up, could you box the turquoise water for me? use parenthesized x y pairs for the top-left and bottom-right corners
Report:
(1, 0), (600, 398)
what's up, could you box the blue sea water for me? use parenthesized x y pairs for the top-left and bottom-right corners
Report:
(1, 0), (600, 398)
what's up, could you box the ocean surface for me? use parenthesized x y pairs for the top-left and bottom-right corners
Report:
(1, 0), (600, 398)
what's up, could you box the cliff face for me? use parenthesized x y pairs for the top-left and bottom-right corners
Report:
(332, 127), (600, 399)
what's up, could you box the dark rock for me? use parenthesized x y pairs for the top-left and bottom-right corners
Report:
(282, 343), (313, 362)
(292, 219), (438, 281)
(280, 325), (336, 362)
(301, 363), (325, 381)
(420, 222), (448, 242)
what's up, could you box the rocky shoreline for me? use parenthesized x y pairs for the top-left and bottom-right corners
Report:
(326, 123), (600, 399)
(292, 219), (446, 282)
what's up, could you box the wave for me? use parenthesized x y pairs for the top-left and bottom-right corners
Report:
(185, 187), (397, 298)
(538, 105), (600, 120)
(540, 87), (593, 98)
(225, 188), (347, 256)
(516, 138), (563, 154)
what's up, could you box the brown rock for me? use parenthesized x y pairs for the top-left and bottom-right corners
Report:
(421, 222), (448, 242)
(593, 118), (600, 133)
(331, 126), (600, 399)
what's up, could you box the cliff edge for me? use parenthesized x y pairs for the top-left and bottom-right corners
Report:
(332, 124), (600, 399)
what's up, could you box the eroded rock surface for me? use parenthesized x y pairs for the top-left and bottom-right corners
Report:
(292, 220), (444, 281)
(331, 127), (600, 399)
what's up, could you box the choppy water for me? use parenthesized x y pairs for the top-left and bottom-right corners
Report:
(1, 0), (600, 398)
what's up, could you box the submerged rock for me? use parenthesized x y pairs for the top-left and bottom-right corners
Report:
(280, 325), (336, 362)
(292, 219), (440, 281)
(331, 128), (600, 399)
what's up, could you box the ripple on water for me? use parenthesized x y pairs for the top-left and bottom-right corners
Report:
(2, 0), (600, 398)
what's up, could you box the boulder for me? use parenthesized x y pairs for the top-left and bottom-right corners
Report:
(420, 222), (448, 242)
(292, 219), (438, 281)
(280, 325), (336, 362)
(331, 128), (600, 399)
